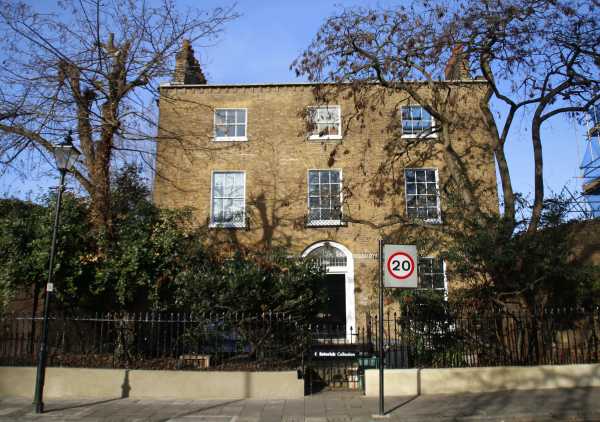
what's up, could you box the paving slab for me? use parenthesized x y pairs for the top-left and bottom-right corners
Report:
(2, 387), (600, 421)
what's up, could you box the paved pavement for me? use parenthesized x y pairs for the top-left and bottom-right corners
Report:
(1, 388), (600, 421)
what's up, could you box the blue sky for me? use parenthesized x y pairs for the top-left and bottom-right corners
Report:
(0, 0), (589, 205)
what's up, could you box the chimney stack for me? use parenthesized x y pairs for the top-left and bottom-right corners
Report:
(444, 45), (470, 80)
(173, 40), (207, 85)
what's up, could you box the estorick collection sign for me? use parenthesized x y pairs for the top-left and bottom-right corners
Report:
(310, 344), (374, 360)
(382, 244), (418, 288)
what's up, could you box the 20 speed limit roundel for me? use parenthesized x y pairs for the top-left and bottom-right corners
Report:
(386, 252), (415, 280)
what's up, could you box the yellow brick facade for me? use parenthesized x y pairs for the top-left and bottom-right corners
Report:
(153, 82), (499, 326)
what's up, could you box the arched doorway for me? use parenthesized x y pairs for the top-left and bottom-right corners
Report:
(302, 241), (356, 336)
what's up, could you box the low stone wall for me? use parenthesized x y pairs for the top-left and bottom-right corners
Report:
(0, 367), (304, 400)
(365, 364), (600, 396)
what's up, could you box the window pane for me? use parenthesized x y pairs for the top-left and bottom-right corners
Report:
(212, 198), (223, 222)
(215, 110), (226, 125)
(331, 107), (340, 123)
(309, 171), (319, 184)
(321, 208), (332, 220)
(309, 184), (319, 196)
(409, 106), (420, 120)
(426, 170), (436, 182)
(315, 108), (326, 122)
(401, 107), (411, 120)
(433, 274), (445, 289)
(232, 200), (245, 222)
(321, 197), (331, 209)
(331, 184), (340, 196)
(235, 109), (246, 123)
(321, 184), (330, 196)
(309, 197), (320, 208)
(405, 170), (415, 182)
(215, 125), (227, 137)
(213, 174), (224, 196)
(235, 124), (245, 137)
(226, 125), (236, 137)
(223, 198), (234, 220)
(406, 195), (416, 207)
(330, 171), (340, 183)
(416, 170), (426, 182)
(317, 123), (329, 136)
(225, 110), (235, 124)
(426, 183), (437, 194)
(231, 183), (243, 198)
(308, 208), (321, 221)
(320, 171), (330, 183)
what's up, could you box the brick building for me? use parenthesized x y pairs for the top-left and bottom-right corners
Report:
(153, 42), (499, 330)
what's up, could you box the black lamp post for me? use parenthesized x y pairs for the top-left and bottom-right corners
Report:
(33, 132), (80, 414)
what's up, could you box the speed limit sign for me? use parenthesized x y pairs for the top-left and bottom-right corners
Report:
(383, 245), (418, 288)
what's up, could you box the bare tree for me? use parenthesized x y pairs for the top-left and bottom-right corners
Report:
(292, 0), (600, 234)
(454, 0), (600, 233)
(0, 0), (238, 237)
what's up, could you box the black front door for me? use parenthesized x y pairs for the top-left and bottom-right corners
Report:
(319, 274), (346, 325)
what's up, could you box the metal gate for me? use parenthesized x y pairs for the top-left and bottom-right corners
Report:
(304, 325), (376, 394)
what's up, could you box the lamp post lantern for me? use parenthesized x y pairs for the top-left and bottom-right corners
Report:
(33, 132), (80, 414)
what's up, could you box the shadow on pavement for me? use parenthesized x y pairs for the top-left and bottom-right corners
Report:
(385, 394), (420, 415)
(44, 397), (124, 413)
(155, 399), (244, 422)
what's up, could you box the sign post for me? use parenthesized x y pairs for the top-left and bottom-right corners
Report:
(375, 243), (418, 418)
(378, 239), (384, 417)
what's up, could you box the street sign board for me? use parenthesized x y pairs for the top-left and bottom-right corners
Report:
(382, 244), (418, 288)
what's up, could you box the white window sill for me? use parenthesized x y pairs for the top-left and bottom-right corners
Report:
(306, 219), (345, 227)
(408, 217), (442, 224)
(213, 136), (248, 142)
(209, 222), (246, 229)
(401, 134), (438, 140)
(308, 135), (343, 141)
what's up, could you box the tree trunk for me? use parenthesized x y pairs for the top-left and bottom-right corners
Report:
(528, 114), (544, 234)
(89, 158), (112, 241)
(479, 101), (516, 232)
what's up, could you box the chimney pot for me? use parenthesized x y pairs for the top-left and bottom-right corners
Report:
(173, 39), (207, 85)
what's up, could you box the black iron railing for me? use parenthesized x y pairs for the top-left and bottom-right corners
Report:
(2, 306), (599, 372)
(0, 312), (307, 370)
(371, 306), (600, 368)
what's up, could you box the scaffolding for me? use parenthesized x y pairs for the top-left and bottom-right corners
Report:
(581, 105), (600, 218)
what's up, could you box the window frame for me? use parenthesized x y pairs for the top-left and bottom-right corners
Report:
(209, 170), (246, 228)
(306, 168), (344, 227)
(417, 256), (448, 299)
(213, 108), (248, 142)
(404, 168), (442, 224)
(307, 105), (343, 141)
(400, 105), (437, 139)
